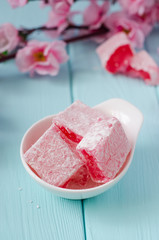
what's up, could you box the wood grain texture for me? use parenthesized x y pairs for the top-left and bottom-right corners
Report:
(1, 1), (159, 240)
(69, 32), (159, 239)
(0, 2), (85, 240)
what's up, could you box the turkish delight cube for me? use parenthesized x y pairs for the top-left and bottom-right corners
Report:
(53, 100), (107, 143)
(77, 117), (131, 183)
(96, 32), (134, 73)
(126, 50), (159, 85)
(24, 123), (86, 187)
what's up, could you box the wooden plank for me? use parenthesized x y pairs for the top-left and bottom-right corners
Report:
(0, 2), (85, 240)
(69, 36), (159, 239)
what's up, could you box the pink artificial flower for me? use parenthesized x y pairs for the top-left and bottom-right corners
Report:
(119, 0), (156, 16)
(83, 0), (110, 29)
(46, 1), (72, 33)
(156, 3), (159, 22)
(16, 40), (69, 76)
(47, 0), (73, 9)
(105, 11), (151, 48)
(8, 0), (27, 8)
(138, 3), (159, 25)
(0, 23), (19, 54)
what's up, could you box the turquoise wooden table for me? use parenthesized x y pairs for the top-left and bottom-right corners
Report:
(0, 1), (159, 240)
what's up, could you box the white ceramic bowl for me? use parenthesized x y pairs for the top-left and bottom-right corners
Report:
(20, 98), (143, 199)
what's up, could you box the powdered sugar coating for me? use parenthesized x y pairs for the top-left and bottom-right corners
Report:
(24, 123), (84, 187)
(53, 100), (108, 139)
(66, 168), (101, 189)
(77, 117), (131, 183)
(64, 165), (90, 189)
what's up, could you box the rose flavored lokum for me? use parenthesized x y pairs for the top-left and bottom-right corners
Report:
(64, 165), (101, 189)
(77, 117), (131, 183)
(24, 123), (87, 187)
(126, 50), (159, 85)
(24, 101), (131, 189)
(53, 100), (107, 143)
(96, 32), (134, 73)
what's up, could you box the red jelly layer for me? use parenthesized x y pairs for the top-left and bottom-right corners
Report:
(127, 65), (151, 80)
(138, 70), (150, 80)
(81, 150), (108, 183)
(106, 44), (133, 73)
(55, 124), (82, 143)
(27, 163), (41, 179)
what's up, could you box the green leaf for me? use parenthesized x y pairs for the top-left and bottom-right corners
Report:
(2, 51), (8, 56)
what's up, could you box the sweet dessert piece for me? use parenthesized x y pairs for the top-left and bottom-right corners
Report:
(126, 50), (159, 85)
(77, 117), (131, 183)
(63, 165), (91, 189)
(64, 164), (102, 189)
(53, 100), (107, 143)
(24, 100), (131, 189)
(66, 171), (101, 189)
(96, 32), (134, 73)
(63, 164), (91, 189)
(24, 123), (86, 187)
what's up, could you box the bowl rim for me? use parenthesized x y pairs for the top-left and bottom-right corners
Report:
(20, 114), (134, 195)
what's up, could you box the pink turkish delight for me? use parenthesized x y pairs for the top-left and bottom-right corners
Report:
(63, 165), (90, 189)
(66, 173), (101, 189)
(126, 50), (159, 85)
(53, 100), (107, 143)
(24, 123), (86, 187)
(77, 117), (131, 183)
(24, 100), (131, 189)
(96, 32), (134, 73)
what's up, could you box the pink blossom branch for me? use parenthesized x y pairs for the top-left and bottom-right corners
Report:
(29, 0), (49, 3)
(29, 0), (110, 2)
(19, 24), (92, 38)
(65, 26), (108, 43)
(0, 25), (109, 63)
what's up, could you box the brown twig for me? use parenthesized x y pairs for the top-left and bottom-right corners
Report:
(0, 53), (16, 63)
(65, 26), (108, 43)
(19, 24), (91, 38)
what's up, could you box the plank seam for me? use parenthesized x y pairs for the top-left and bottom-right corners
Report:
(67, 44), (86, 239)
(67, 45), (74, 103)
(67, 45), (87, 240)
(154, 86), (159, 104)
(82, 200), (87, 240)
